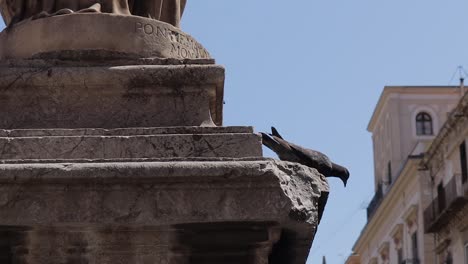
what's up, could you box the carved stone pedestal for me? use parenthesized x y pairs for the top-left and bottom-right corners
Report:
(0, 58), (223, 128)
(0, 157), (328, 264)
(0, 57), (329, 263)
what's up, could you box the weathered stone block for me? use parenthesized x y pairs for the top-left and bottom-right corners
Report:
(0, 159), (329, 264)
(0, 126), (261, 160)
(0, 61), (224, 128)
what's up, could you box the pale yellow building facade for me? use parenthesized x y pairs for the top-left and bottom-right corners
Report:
(346, 86), (467, 264)
(421, 89), (468, 264)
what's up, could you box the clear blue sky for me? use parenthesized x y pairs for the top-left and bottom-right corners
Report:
(2, 1), (468, 263)
(184, 1), (468, 263)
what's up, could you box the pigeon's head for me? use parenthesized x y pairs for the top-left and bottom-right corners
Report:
(340, 168), (350, 187)
(331, 163), (350, 187)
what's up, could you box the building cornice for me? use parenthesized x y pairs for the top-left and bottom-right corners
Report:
(367, 86), (460, 132)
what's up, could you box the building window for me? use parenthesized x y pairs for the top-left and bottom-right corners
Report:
(397, 248), (403, 264)
(387, 161), (392, 185)
(445, 251), (453, 264)
(411, 232), (419, 262)
(416, 112), (433, 135)
(460, 141), (467, 184)
(437, 182), (446, 212)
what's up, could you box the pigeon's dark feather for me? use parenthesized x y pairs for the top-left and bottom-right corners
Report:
(289, 144), (332, 175)
(271, 127), (283, 139)
(260, 127), (350, 187)
(261, 133), (299, 162)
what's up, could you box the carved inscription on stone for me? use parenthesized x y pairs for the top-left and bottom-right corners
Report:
(135, 22), (210, 59)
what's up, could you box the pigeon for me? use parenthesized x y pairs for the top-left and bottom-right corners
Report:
(261, 127), (350, 187)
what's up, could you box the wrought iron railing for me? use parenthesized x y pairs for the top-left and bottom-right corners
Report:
(423, 174), (467, 233)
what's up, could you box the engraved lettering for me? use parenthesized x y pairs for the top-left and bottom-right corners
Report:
(180, 47), (188, 58)
(144, 24), (154, 34)
(136, 22), (211, 59)
(135, 22), (143, 32)
(194, 47), (202, 58)
(156, 26), (167, 38)
(171, 43), (180, 56)
(169, 32), (178, 42)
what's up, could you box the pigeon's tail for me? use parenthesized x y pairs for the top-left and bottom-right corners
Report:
(271, 126), (284, 139)
(260, 132), (282, 154)
(330, 162), (350, 187)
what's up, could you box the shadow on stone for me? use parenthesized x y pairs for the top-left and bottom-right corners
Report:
(169, 221), (281, 264)
(0, 226), (31, 264)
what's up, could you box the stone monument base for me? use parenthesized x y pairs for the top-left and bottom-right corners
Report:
(0, 158), (328, 264)
(0, 55), (330, 263)
(0, 59), (224, 128)
(0, 126), (260, 160)
(0, 222), (281, 264)
(0, 14), (210, 60)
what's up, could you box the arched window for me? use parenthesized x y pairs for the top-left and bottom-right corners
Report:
(416, 112), (433, 135)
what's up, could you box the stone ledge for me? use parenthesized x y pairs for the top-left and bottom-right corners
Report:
(0, 157), (265, 164)
(0, 133), (262, 160)
(0, 54), (215, 68)
(0, 159), (328, 236)
(0, 126), (253, 137)
(0, 126), (262, 160)
(0, 159), (329, 264)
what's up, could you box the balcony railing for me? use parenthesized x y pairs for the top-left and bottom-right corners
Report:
(424, 174), (468, 233)
(366, 184), (383, 219)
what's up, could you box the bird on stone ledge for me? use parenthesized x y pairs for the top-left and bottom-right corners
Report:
(261, 127), (350, 187)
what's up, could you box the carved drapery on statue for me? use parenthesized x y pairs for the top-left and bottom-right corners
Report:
(1, 0), (187, 27)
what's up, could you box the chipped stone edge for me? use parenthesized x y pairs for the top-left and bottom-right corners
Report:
(0, 159), (329, 225)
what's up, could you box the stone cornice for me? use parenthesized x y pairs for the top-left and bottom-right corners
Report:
(367, 86), (459, 132)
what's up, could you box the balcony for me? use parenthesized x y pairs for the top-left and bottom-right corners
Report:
(367, 184), (383, 219)
(423, 174), (468, 233)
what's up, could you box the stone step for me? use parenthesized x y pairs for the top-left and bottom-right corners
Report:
(0, 126), (253, 137)
(0, 127), (262, 160)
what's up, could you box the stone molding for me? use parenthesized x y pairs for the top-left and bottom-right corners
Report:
(0, 127), (261, 160)
(0, 14), (210, 60)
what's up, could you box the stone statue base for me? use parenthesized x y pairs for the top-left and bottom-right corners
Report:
(0, 56), (329, 263)
(0, 126), (261, 160)
(0, 14), (210, 60)
(0, 58), (223, 128)
(0, 127), (329, 264)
